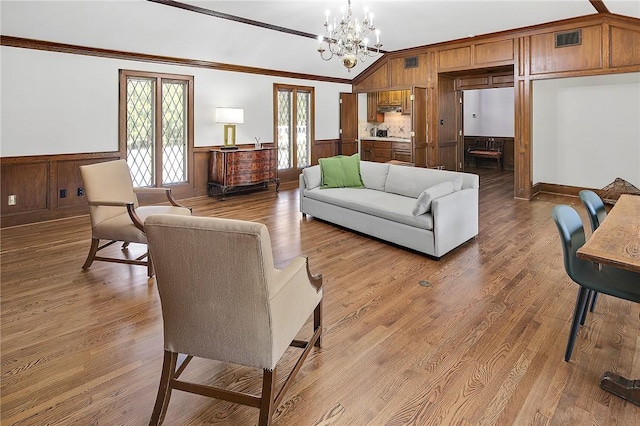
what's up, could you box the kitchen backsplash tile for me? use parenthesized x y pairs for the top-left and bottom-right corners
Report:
(359, 112), (411, 138)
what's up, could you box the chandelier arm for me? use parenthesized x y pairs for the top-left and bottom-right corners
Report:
(318, 0), (381, 70)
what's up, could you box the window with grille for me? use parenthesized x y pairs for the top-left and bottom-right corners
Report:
(274, 84), (314, 179)
(119, 70), (193, 188)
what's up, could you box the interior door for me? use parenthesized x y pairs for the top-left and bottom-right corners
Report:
(457, 90), (464, 171)
(339, 92), (358, 156)
(411, 87), (428, 167)
(437, 76), (458, 170)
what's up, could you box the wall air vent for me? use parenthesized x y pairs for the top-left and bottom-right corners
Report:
(404, 57), (418, 69)
(555, 29), (582, 48)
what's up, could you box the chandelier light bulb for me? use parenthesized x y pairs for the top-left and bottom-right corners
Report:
(316, 0), (382, 72)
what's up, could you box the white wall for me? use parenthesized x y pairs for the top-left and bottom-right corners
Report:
(532, 73), (640, 189)
(463, 88), (514, 137)
(0, 46), (351, 157)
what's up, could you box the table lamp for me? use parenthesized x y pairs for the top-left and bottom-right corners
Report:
(215, 107), (244, 149)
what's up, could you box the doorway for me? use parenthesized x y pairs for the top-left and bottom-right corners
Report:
(438, 67), (515, 193)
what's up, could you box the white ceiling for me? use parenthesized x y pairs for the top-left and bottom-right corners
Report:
(2, 0), (639, 79)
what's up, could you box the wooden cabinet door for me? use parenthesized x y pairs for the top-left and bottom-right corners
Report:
(373, 141), (392, 162)
(388, 90), (402, 106)
(377, 91), (389, 106)
(361, 140), (375, 161)
(367, 93), (383, 123)
(402, 90), (412, 115)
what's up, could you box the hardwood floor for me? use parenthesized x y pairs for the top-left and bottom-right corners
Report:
(2, 168), (639, 425)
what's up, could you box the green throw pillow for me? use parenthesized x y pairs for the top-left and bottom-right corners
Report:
(319, 154), (364, 189)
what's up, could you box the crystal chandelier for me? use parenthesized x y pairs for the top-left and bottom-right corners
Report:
(317, 0), (382, 72)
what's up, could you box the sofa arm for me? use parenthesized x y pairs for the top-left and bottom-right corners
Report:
(431, 188), (479, 257)
(299, 173), (306, 212)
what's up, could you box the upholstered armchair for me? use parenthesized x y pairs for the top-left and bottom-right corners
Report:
(144, 214), (323, 426)
(79, 159), (191, 277)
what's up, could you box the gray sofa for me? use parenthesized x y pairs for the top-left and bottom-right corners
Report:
(299, 161), (479, 258)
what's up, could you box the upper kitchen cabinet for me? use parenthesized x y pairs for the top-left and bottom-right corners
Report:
(378, 90), (402, 107)
(367, 93), (384, 123)
(401, 90), (412, 116)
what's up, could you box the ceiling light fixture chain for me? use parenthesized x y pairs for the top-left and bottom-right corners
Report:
(317, 0), (382, 72)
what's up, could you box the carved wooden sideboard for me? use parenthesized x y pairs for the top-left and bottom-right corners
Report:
(208, 147), (279, 200)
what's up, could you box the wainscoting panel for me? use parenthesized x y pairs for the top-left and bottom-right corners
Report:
(311, 139), (339, 165)
(1, 162), (49, 215)
(2, 140), (334, 227)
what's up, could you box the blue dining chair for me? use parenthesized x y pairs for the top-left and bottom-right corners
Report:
(551, 205), (640, 362)
(578, 190), (608, 315)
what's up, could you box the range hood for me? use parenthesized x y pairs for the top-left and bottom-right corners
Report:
(377, 105), (402, 113)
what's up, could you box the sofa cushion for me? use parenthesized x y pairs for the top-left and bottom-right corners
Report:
(302, 166), (321, 189)
(319, 154), (364, 189)
(304, 187), (433, 230)
(384, 165), (464, 198)
(412, 181), (456, 216)
(360, 161), (390, 191)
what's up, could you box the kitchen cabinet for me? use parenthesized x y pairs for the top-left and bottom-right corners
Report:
(367, 93), (384, 123)
(377, 90), (402, 107)
(392, 141), (412, 162)
(360, 139), (412, 164)
(388, 90), (403, 106)
(402, 90), (412, 116)
(361, 140), (375, 161)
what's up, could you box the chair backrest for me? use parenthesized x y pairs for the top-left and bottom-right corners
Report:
(551, 205), (592, 281)
(144, 214), (278, 369)
(80, 160), (139, 227)
(470, 138), (504, 152)
(578, 190), (607, 232)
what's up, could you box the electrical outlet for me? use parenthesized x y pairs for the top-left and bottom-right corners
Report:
(77, 187), (84, 196)
(8, 195), (16, 206)
(60, 189), (67, 198)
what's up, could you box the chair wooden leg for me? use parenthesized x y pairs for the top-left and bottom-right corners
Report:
(147, 252), (155, 278)
(122, 242), (130, 249)
(258, 369), (276, 426)
(82, 238), (100, 270)
(149, 351), (178, 426)
(314, 301), (323, 348)
(565, 287), (589, 362)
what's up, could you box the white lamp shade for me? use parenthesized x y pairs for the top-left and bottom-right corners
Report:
(215, 107), (244, 124)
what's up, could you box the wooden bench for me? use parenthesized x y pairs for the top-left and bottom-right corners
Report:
(466, 139), (504, 170)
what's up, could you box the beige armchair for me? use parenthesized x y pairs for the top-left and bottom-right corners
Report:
(79, 159), (191, 277)
(144, 214), (323, 426)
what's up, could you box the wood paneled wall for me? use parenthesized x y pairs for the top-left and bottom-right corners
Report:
(1, 140), (335, 227)
(353, 13), (640, 200)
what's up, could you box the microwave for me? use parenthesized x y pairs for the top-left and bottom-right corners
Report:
(376, 129), (388, 137)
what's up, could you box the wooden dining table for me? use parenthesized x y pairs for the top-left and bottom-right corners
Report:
(576, 193), (640, 406)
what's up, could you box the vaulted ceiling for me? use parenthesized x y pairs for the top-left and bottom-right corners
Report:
(2, 1), (639, 80)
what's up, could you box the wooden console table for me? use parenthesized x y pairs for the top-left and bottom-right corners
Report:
(208, 147), (279, 200)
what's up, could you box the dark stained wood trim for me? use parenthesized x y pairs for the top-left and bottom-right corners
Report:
(532, 182), (592, 197)
(590, 0), (610, 14)
(1, 151), (120, 164)
(0, 35), (352, 85)
(147, 0), (319, 41)
(148, 0), (389, 55)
